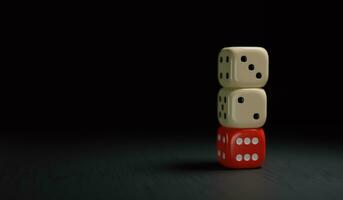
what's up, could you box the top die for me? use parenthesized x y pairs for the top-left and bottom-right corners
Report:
(218, 47), (269, 88)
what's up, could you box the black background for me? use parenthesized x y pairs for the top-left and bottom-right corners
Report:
(3, 1), (342, 137)
(2, 1), (343, 200)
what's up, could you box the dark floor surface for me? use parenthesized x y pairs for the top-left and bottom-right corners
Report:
(1, 133), (343, 200)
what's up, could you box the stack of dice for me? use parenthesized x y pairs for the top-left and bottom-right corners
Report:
(216, 47), (269, 168)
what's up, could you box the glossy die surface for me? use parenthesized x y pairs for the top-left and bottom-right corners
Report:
(216, 126), (266, 168)
(218, 47), (269, 88)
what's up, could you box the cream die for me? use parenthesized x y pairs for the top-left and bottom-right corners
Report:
(218, 47), (269, 88)
(217, 88), (267, 128)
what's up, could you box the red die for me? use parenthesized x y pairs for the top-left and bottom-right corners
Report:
(216, 126), (266, 169)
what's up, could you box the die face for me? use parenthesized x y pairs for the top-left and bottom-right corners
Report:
(218, 88), (267, 128)
(217, 126), (232, 165)
(216, 127), (266, 169)
(229, 128), (266, 168)
(217, 89), (230, 126)
(230, 88), (267, 128)
(218, 49), (233, 87)
(218, 47), (268, 88)
(216, 127), (228, 162)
